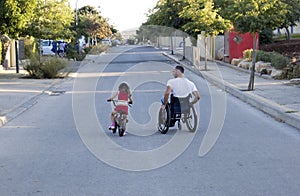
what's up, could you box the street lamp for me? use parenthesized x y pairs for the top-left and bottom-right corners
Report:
(75, 0), (79, 26)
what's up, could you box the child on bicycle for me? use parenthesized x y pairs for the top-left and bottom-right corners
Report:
(107, 82), (133, 131)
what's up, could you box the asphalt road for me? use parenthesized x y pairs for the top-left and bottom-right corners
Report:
(0, 46), (299, 195)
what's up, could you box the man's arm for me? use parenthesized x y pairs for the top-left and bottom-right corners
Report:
(191, 90), (200, 104)
(162, 85), (172, 108)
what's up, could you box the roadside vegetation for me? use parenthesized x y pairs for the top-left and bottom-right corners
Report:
(138, 0), (300, 90)
(1, 0), (300, 82)
(0, 0), (119, 79)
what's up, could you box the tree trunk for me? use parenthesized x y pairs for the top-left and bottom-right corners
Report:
(38, 38), (42, 64)
(248, 33), (257, 91)
(205, 36), (208, 71)
(170, 34), (174, 55)
(94, 35), (97, 46)
(285, 27), (291, 41)
(87, 37), (91, 47)
(182, 37), (186, 60)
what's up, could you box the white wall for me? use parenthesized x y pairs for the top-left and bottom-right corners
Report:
(273, 21), (300, 35)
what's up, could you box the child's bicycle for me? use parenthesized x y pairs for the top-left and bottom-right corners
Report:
(158, 94), (197, 134)
(107, 99), (132, 137)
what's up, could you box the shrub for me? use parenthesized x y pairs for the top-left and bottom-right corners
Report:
(0, 41), (2, 65)
(256, 50), (272, 62)
(24, 37), (38, 59)
(24, 56), (66, 79)
(127, 38), (136, 45)
(66, 43), (80, 61)
(89, 45), (109, 54)
(65, 44), (109, 61)
(259, 28), (274, 45)
(243, 49), (253, 61)
(23, 54), (43, 78)
(243, 49), (290, 70)
(270, 52), (290, 70)
(40, 58), (65, 78)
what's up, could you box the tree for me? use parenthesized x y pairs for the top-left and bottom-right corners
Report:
(145, 0), (189, 30)
(0, 0), (36, 65)
(76, 6), (112, 46)
(278, 0), (300, 41)
(227, 0), (288, 90)
(143, 0), (189, 54)
(0, 0), (36, 39)
(179, 0), (232, 70)
(27, 0), (73, 41)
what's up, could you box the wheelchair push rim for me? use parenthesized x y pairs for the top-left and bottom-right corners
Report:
(184, 105), (197, 132)
(157, 104), (170, 134)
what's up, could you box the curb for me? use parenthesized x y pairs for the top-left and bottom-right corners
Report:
(216, 60), (273, 80)
(163, 52), (300, 130)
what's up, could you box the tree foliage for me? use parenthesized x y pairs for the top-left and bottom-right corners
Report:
(27, 0), (73, 41)
(278, 0), (300, 40)
(145, 0), (189, 29)
(225, 0), (288, 90)
(179, 0), (232, 38)
(226, 0), (287, 34)
(0, 0), (37, 38)
(142, 0), (232, 39)
(76, 6), (112, 42)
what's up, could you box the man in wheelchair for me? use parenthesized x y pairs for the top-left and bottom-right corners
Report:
(161, 65), (200, 129)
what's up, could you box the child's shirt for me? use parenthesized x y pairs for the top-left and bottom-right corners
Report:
(115, 91), (129, 114)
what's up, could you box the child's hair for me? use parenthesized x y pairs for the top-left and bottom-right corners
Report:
(119, 82), (130, 94)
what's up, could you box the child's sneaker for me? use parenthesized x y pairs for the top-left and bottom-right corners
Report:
(109, 125), (115, 130)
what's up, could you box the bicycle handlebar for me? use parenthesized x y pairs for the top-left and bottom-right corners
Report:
(107, 99), (132, 107)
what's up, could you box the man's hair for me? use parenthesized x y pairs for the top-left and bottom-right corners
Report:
(175, 65), (184, 73)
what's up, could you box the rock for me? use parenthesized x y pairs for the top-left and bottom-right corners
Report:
(255, 61), (272, 73)
(271, 69), (283, 79)
(231, 58), (243, 66)
(288, 78), (300, 85)
(238, 60), (252, 69)
(217, 48), (224, 60)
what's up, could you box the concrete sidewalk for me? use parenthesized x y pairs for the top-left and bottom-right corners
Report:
(164, 53), (300, 130)
(0, 68), (61, 126)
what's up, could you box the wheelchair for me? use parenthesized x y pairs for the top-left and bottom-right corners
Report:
(158, 94), (198, 134)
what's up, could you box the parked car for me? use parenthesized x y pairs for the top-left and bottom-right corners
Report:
(41, 40), (55, 55)
(101, 39), (112, 46)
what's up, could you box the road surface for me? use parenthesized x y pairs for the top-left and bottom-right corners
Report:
(0, 46), (299, 195)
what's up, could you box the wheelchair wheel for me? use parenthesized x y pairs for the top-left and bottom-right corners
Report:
(185, 105), (197, 132)
(158, 104), (171, 134)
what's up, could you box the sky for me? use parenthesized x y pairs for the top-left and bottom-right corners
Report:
(69, 0), (158, 31)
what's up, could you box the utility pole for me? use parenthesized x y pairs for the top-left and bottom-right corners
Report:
(75, 0), (79, 26)
(15, 41), (19, 73)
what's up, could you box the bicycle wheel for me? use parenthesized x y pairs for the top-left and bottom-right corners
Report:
(112, 120), (117, 134)
(185, 106), (197, 132)
(119, 127), (125, 137)
(118, 115), (126, 137)
(158, 104), (171, 134)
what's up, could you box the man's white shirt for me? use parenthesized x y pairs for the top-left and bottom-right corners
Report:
(167, 77), (197, 98)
